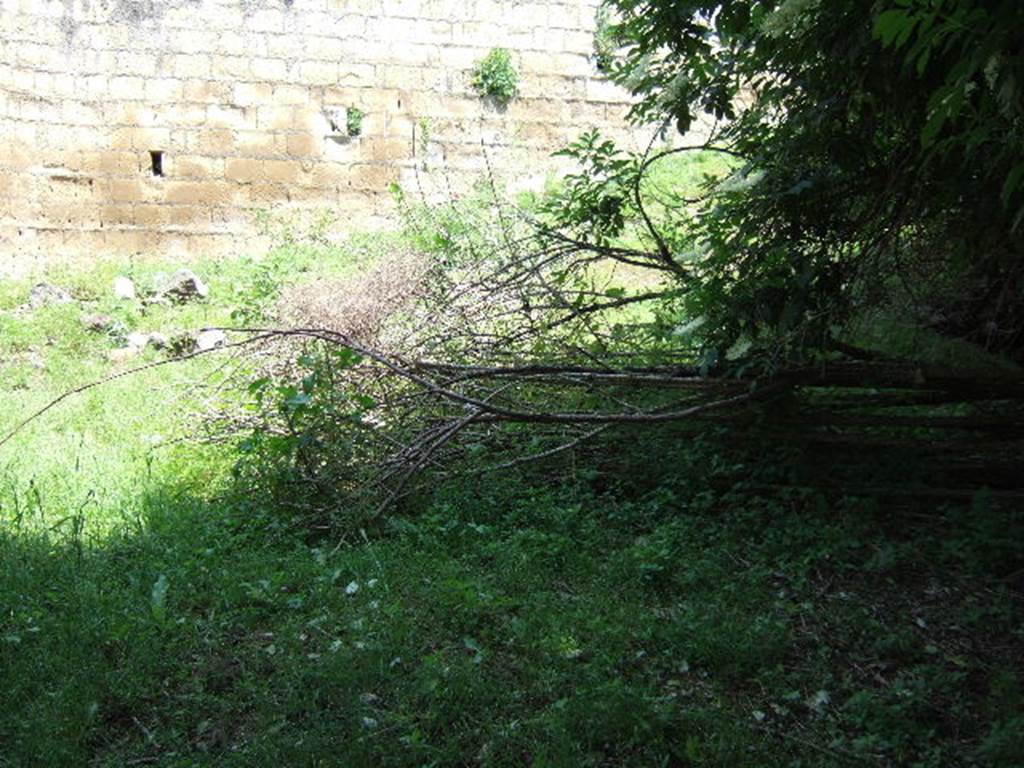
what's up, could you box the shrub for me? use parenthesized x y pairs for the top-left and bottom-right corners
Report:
(471, 48), (519, 106)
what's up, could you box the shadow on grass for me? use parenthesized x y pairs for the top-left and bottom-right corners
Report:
(1, 431), (1023, 767)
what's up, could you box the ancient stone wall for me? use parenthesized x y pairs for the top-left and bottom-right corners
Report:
(0, 0), (644, 274)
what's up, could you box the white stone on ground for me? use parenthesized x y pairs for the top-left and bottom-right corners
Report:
(194, 329), (228, 351)
(113, 276), (136, 300)
(159, 269), (209, 302)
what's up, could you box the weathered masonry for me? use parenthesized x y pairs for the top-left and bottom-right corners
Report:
(0, 0), (641, 274)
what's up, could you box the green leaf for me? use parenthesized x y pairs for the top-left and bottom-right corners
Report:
(1001, 162), (1024, 206)
(874, 9), (915, 49)
(247, 377), (270, 394)
(287, 393), (313, 408)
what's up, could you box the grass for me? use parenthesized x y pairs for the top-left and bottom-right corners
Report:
(1, 226), (1022, 766)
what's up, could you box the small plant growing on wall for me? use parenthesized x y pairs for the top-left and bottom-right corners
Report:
(417, 116), (433, 155)
(346, 107), (365, 137)
(593, 7), (619, 73)
(471, 48), (519, 107)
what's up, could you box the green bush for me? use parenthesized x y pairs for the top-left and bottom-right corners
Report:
(471, 47), (519, 106)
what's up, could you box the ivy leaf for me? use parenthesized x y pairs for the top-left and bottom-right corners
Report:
(874, 9), (916, 49)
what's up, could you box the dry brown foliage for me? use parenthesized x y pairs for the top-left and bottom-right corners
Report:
(276, 252), (430, 349)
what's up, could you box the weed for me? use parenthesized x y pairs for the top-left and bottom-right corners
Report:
(471, 48), (519, 107)
(346, 106), (365, 137)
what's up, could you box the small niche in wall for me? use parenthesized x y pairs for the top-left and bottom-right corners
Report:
(346, 107), (365, 137)
(149, 151), (165, 177)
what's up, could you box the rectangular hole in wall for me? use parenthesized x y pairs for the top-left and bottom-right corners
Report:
(149, 150), (164, 177)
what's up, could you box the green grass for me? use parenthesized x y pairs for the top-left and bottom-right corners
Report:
(1, 232), (1022, 766)
(3, 431), (1021, 766)
(0, 231), (391, 539)
(643, 149), (739, 203)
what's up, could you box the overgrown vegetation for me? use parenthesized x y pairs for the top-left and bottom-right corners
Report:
(594, 0), (1024, 365)
(2, 1), (1023, 765)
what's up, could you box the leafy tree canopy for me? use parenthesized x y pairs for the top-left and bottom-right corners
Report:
(552, 0), (1024, 370)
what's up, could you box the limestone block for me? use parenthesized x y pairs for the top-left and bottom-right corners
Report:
(299, 60), (339, 87)
(247, 182), (289, 204)
(62, 101), (105, 127)
(186, 77), (232, 107)
(145, 78), (185, 102)
(70, 151), (132, 176)
(164, 180), (234, 206)
(116, 51), (159, 78)
(130, 128), (173, 152)
(309, 162), (349, 190)
(134, 204), (169, 228)
(171, 54), (212, 80)
(10, 96), (60, 123)
(215, 32), (249, 58)
(10, 66), (34, 91)
(436, 44), (480, 69)
(257, 105), (296, 131)
(49, 75), (80, 100)
(99, 204), (136, 227)
(248, 8), (285, 33)
(385, 114), (416, 139)
(533, 27), (566, 51)
(103, 230), (148, 254)
(189, 233), (238, 257)
(293, 107), (329, 133)
(163, 29), (213, 56)
(250, 58), (288, 82)
(349, 163), (400, 190)
(232, 82), (274, 107)
(286, 133), (320, 158)
(563, 29), (594, 54)
(43, 202), (99, 227)
(225, 158), (265, 183)
(380, 65), (427, 90)
(211, 55), (252, 81)
(264, 34), (306, 60)
(552, 52), (592, 78)
(264, 159), (303, 184)
(171, 155), (223, 179)
(165, 205), (212, 227)
(301, 35), (342, 61)
(185, 80), (231, 104)
(206, 105), (251, 131)
(272, 85), (311, 106)
(193, 129), (236, 155)
(348, 88), (399, 112)
(105, 179), (144, 203)
(364, 137), (411, 163)
(548, 3), (585, 29)
(236, 131), (284, 158)
(164, 104), (210, 128)
(585, 77), (627, 103)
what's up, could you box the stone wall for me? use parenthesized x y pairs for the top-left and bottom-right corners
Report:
(0, 0), (646, 274)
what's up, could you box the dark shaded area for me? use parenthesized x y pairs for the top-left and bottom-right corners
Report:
(2, 428), (1022, 767)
